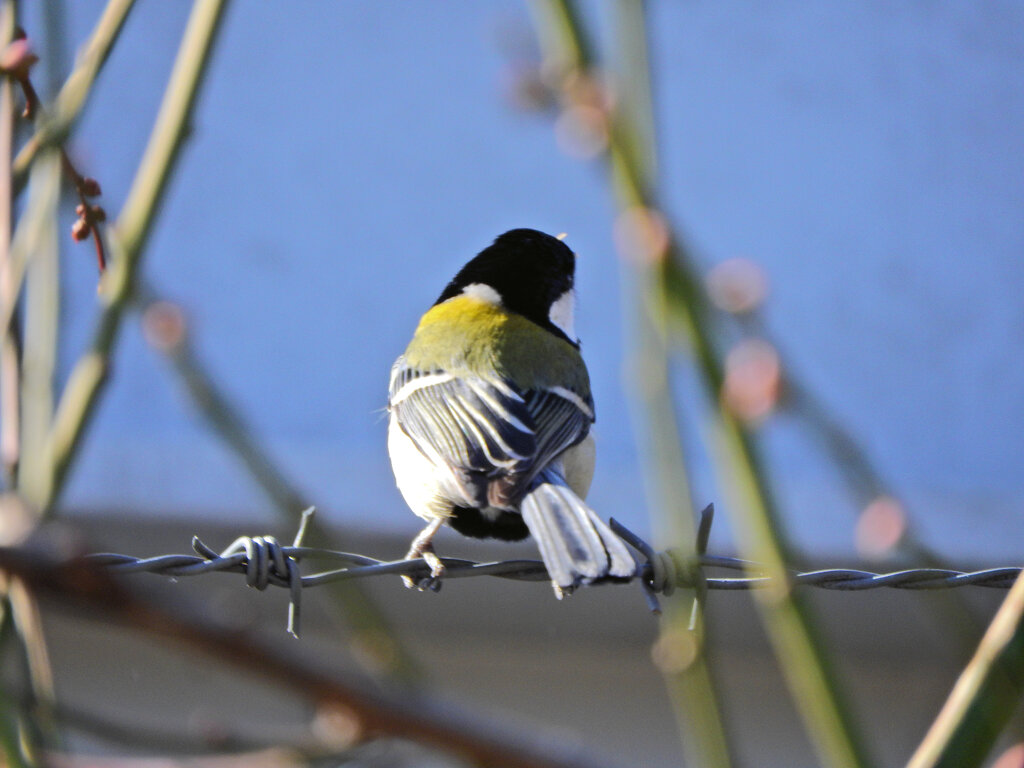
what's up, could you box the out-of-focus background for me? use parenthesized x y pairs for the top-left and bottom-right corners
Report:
(46, 1), (1024, 559)
(4, 2), (1024, 767)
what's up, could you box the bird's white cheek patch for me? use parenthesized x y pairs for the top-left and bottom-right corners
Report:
(549, 289), (577, 342)
(461, 283), (503, 305)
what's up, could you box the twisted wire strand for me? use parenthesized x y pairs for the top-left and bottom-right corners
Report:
(85, 542), (1020, 591)
(80, 507), (1020, 632)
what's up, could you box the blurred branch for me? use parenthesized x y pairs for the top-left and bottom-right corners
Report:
(6, 574), (58, 749)
(12, 0), (138, 189)
(604, 2), (732, 766)
(0, 7), (42, 764)
(138, 296), (309, 516)
(0, 2), (18, 486)
(527, 2), (870, 766)
(0, 675), (35, 768)
(3, 33), (109, 276)
(907, 570), (1024, 768)
(0, 161), (64, 494)
(0, 541), (617, 768)
(47, 699), (358, 761)
(46, 0), (231, 512)
(781, 373), (984, 660)
(5, 37), (113, 505)
(44, 747), (342, 768)
(15, 150), (59, 510)
(138, 294), (422, 682)
(3, 0), (138, 484)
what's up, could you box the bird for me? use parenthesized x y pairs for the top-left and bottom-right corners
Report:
(386, 228), (635, 596)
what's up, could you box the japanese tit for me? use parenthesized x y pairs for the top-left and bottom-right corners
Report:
(387, 228), (635, 596)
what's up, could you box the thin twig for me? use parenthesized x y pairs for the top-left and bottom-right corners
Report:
(0, 2), (18, 485)
(6, 153), (62, 756)
(7, 576), (58, 746)
(6, 36), (108, 274)
(42, 699), (359, 759)
(61, 151), (106, 272)
(12, 0), (139, 189)
(45, 0), (232, 512)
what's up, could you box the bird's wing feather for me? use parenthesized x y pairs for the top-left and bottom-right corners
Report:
(389, 357), (594, 508)
(523, 388), (592, 477)
(389, 359), (535, 475)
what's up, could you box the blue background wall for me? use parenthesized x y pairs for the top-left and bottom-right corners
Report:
(31, 2), (1024, 562)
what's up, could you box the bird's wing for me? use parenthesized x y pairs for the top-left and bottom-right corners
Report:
(522, 386), (593, 478)
(389, 358), (536, 478)
(388, 357), (593, 508)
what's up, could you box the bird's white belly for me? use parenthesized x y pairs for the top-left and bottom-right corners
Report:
(387, 413), (456, 521)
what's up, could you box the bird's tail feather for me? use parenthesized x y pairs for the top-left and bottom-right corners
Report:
(520, 470), (635, 593)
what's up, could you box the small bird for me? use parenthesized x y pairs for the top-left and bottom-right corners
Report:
(387, 228), (635, 596)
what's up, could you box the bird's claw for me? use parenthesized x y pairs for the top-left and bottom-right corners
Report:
(401, 544), (445, 592)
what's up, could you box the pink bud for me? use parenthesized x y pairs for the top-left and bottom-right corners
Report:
(0, 39), (38, 79)
(71, 218), (90, 242)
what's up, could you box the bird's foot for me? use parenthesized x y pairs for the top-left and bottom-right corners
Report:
(401, 549), (445, 592)
(402, 522), (446, 592)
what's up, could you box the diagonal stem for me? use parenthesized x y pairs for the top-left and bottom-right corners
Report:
(907, 570), (1024, 768)
(605, 1), (733, 765)
(45, 0), (232, 512)
(0, 2), (17, 485)
(529, 2), (870, 766)
(11, 0), (139, 190)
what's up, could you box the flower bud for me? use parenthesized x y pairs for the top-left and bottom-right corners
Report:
(0, 39), (38, 79)
(81, 177), (102, 197)
(71, 218), (90, 242)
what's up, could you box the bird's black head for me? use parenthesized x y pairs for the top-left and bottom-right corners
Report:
(435, 228), (578, 345)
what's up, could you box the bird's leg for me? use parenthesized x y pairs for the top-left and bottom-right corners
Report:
(402, 517), (446, 590)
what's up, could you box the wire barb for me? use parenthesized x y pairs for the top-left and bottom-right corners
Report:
(190, 507), (315, 637)
(610, 517), (676, 614)
(610, 504), (714, 620)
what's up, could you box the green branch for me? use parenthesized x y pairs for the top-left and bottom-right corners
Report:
(0, 9), (18, 485)
(606, 2), (733, 766)
(14, 151), (59, 509)
(530, 2), (870, 766)
(45, 0), (231, 511)
(11, 0), (139, 190)
(907, 571), (1024, 768)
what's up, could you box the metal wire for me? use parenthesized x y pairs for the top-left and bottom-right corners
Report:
(83, 506), (1020, 633)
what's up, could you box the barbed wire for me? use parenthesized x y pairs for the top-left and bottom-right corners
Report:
(81, 506), (1021, 636)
